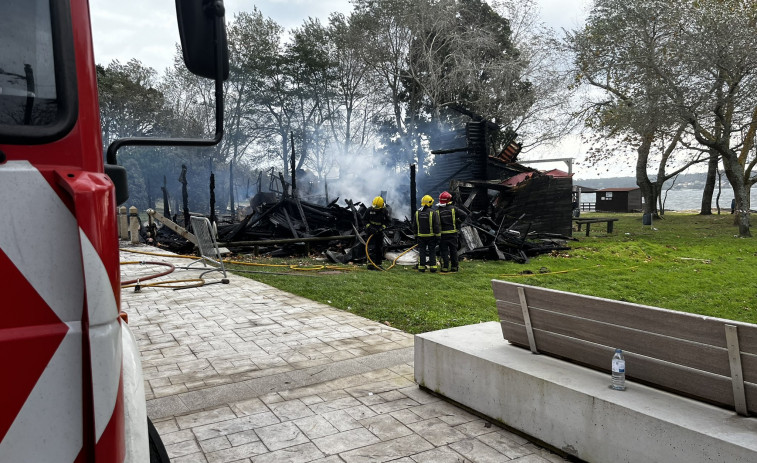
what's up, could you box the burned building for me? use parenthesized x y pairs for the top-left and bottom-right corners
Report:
(426, 116), (573, 237)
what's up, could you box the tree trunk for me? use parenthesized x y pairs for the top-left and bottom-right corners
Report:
(722, 152), (751, 237)
(229, 157), (235, 222)
(635, 134), (656, 216)
(700, 150), (718, 215)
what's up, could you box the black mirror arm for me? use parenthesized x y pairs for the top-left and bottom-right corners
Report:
(106, 12), (226, 166)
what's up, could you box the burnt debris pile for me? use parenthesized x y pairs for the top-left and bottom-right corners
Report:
(145, 189), (573, 265)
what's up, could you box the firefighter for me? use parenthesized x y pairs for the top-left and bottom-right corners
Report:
(415, 194), (441, 272)
(437, 191), (462, 272)
(365, 196), (391, 270)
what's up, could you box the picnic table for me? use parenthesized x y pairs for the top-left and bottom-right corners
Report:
(573, 217), (618, 236)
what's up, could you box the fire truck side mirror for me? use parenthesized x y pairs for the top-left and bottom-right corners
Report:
(175, 0), (229, 81)
(105, 164), (129, 205)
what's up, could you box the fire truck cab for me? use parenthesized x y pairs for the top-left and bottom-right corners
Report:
(0, 1), (227, 461)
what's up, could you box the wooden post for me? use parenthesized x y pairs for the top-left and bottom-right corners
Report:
(517, 286), (539, 354)
(119, 206), (129, 240)
(725, 324), (748, 416)
(179, 164), (189, 228)
(129, 206), (140, 244)
(410, 164), (417, 226)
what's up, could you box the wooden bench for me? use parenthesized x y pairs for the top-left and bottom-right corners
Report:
(492, 280), (757, 416)
(573, 217), (618, 236)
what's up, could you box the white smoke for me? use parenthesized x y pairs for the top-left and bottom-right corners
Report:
(315, 145), (414, 221)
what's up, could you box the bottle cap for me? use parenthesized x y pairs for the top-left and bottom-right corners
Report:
(615, 348), (622, 352)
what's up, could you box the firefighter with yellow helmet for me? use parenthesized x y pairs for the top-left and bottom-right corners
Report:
(415, 194), (441, 272)
(364, 195), (392, 270)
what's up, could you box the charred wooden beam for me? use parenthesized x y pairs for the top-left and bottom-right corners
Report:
(220, 235), (356, 247)
(431, 147), (468, 155)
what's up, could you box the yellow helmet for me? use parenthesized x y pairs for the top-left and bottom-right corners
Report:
(372, 196), (385, 208)
(421, 195), (434, 207)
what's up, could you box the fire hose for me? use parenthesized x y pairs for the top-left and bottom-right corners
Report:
(119, 248), (357, 272)
(364, 233), (418, 271)
(119, 261), (205, 290)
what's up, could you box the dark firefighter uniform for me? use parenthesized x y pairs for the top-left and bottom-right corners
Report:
(415, 196), (441, 272)
(365, 196), (392, 270)
(437, 202), (462, 272)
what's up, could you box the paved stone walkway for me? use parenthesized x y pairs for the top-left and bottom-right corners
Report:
(120, 245), (565, 463)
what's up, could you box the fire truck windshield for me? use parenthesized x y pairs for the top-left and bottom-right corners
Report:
(0, 0), (58, 127)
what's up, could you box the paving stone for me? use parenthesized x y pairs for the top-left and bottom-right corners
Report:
(192, 412), (279, 441)
(359, 414), (413, 441)
(410, 401), (465, 421)
(390, 409), (424, 425)
(153, 417), (180, 434)
(449, 438), (510, 463)
(520, 443), (569, 463)
(248, 443), (325, 463)
(204, 441), (267, 463)
(343, 405), (377, 422)
(312, 427), (381, 455)
(230, 397), (269, 417)
(309, 456), (347, 463)
(227, 429), (260, 447)
(510, 454), (555, 463)
(170, 452), (209, 463)
(176, 406), (237, 430)
(406, 418), (469, 447)
(478, 430), (533, 459)
(321, 409), (362, 432)
(299, 395), (326, 406)
(255, 421), (310, 451)
(453, 420), (498, 438)
(165, 438), (202, 458)
(398, 386), (439, 405)
(161, 429), (196, 446)
(339, 434), (434, 463)
(368, 397), (420, 415)
(409, 445), (471, 463)
(198, 436), (231, 453)
(179, 382), (256, 411)
(309, 396), (363, 414)
(270, 398), (315, 421)
(293, 415), (339, 439)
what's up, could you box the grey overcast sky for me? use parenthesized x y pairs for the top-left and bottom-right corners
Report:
(90, 0), (590, 73)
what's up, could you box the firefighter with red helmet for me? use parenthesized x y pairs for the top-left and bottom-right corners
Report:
(365, 196), (392, 270)
(437, 191), (462, 272)
(415, 194), (441, 272)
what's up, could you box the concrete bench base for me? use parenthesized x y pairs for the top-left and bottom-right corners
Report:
(414, 322), (757, 463)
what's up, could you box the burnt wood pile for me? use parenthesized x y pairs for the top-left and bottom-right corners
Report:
(145, 191), (573, 264)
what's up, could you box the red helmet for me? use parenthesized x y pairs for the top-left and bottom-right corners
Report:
(439, 191), (452, 204)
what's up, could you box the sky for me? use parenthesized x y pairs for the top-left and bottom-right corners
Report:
(90, 0), (595, 176)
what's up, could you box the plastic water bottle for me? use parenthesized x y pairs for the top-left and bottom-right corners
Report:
(611, 349), (626, 390)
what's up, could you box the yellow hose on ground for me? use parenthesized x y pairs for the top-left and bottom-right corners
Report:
(120, 248), (356, 272)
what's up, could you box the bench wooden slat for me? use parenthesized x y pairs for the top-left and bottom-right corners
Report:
(500, 320), (757, 413)
(493, 280), (757, 353)
(497, 300), (757, 382)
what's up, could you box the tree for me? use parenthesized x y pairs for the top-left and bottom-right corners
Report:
(321, 12), (384, 177)
(568, 0), (703, 217)
(97, 59), (170, 149)
(627, 0), (757, 235)
(286, 18), (337, 181)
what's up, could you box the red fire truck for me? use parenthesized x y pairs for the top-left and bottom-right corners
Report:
(0, 0), (227, 461)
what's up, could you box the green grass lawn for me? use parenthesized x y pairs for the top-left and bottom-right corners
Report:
(228, 212), (757, 334)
